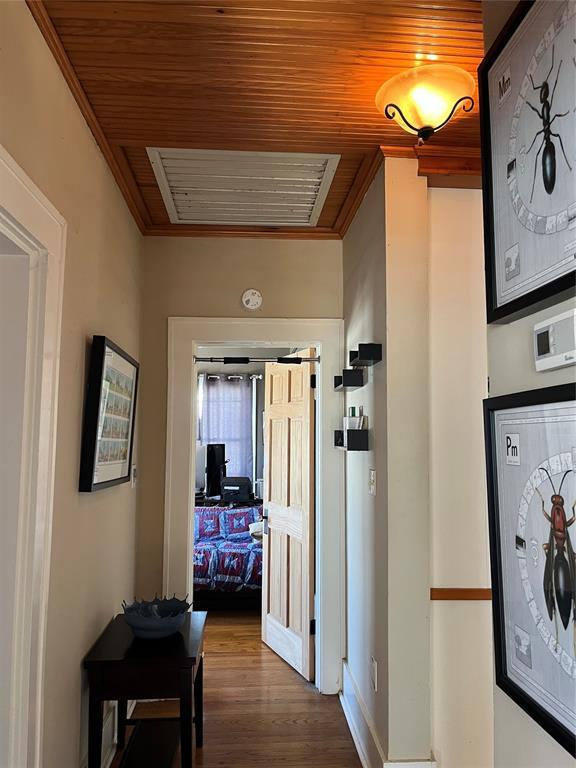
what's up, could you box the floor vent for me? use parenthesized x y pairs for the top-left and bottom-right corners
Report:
(146, 148), (340, 227)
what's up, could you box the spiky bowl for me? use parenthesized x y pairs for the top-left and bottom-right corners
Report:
(122, 596), (191, 639)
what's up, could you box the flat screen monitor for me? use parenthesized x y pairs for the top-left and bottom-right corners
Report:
(205, 443), (226, 497)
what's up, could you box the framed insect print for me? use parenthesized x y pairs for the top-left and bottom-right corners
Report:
(484, 384), (576, 755)
(479, 0), (576, 323)
(79, 336), (139, 492)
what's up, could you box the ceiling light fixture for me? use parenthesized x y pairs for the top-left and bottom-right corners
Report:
(375, 63), (475, 145)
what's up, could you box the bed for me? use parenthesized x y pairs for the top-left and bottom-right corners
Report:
(193, 505), (263, 591)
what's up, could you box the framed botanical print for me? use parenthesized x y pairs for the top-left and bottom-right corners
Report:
(479, 0), (576, 323)
(484, 383), (576, 755)
(79, 336), (139, 492)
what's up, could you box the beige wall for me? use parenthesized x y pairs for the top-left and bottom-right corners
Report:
(342, 159), (431, 763)
(488, 318), (576, 766)
(0, 3), (142, 766)
(487, 303), (576, 764)
(384, 158), (431, 761)
(483, 4), (576, 767)
(344, 181), (492, 768)
(342, 166), (389, 761)
(342, 170), (494, 767)
(428, 188), (493, 768)
(138, 236), (342, 594)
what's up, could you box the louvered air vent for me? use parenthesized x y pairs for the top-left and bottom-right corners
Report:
(146, 148), (340, 227)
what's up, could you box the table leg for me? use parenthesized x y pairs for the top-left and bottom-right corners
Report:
(194, 656), (204, 748)
(117, 698), (127, 750)
(88, 690), (103, 768)
(179, 667), (193, 768)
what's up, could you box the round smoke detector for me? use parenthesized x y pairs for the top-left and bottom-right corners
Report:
(242, 288), (263, 311)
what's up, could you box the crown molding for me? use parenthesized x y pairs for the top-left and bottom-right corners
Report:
(145, 225), (340, 239)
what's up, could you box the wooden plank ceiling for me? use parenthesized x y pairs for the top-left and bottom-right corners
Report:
(28, 0), (484, 238)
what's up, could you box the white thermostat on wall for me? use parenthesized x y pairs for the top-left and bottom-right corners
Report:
(533, 309), (576, 371)
(241, 288), (262, 311)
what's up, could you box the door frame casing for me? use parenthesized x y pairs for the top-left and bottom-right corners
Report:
(0, 145), (66, 768)
(164, 317), (345, 694)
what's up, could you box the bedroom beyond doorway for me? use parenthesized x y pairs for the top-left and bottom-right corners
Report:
(191, 342), (318, 683)
(192, 345), (293, 612)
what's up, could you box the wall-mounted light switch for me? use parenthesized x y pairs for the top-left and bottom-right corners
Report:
(130, 465), (138, 488)
(369, 468), (376, 496)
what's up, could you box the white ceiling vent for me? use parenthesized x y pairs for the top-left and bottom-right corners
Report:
(146, 148), (340, 227)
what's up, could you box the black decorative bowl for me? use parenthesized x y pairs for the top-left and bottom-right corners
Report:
(122, 596), (191, 640)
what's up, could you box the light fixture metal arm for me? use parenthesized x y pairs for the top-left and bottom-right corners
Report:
(384, 102), (421, 135)
(384, 94), (475, 141)
(432, 95), (474, 133)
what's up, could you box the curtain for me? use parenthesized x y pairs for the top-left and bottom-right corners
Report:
(199, 374), (254, 480)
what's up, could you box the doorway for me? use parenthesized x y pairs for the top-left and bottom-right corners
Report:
(192, 344), (292, 613)
(192, 343), (317, 679)
(163, 317), (345, 694)
(0, 146), (65, 768)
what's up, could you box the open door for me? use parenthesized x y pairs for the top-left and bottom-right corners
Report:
(262, 349), (315, 680)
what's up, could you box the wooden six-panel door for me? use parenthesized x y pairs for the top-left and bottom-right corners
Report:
(262, 349), (315, 680)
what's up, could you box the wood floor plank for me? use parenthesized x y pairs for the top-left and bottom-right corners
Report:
(111, 609), (361, 767)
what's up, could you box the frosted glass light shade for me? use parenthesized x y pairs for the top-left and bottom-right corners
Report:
(375, 64), (475, 138)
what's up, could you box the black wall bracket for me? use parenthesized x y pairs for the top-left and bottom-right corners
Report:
(349, 343), (382, 367)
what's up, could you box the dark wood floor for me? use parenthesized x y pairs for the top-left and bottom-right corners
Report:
(112, 609), (361, 767)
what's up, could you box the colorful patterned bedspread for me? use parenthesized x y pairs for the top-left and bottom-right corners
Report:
(193, 506), (263, 591)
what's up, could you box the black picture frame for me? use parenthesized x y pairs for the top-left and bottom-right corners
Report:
(479, 0), (576, 324)
(79, 336), (139, 492)
(484, 383), (576, 755)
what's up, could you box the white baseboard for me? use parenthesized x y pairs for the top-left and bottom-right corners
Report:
(383, 762), (437, 767)
(80, 700), (136, 768)
(384, 763), (437, 767)
(340, 663), (387, 768)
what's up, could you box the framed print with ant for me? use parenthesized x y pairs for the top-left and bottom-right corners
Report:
(479, 0), (576, 323)
(484, 384), (576, 755)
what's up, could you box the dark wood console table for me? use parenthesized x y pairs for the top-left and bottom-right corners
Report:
(83, 611), (207, 768)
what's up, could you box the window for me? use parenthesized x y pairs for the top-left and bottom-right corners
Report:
(198, 374), (253, 479)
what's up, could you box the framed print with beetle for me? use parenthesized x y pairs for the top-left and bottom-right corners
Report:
(79, 336), (139, 492)
(479, 0), (576, 323)
(484, 383), (576, 755)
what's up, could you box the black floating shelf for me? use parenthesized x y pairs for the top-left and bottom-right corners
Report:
(334, 368), (365, 390)
(349, 343), (382, 367)
(334, 429), (369, 451)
